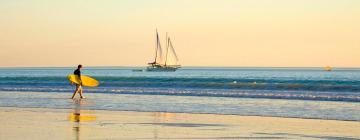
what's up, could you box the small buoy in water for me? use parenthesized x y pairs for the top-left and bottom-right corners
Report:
(324, 66), (332, 72)
(233, 81), (237, 83)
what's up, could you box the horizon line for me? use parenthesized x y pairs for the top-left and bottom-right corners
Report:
(0, 66), (359, 69)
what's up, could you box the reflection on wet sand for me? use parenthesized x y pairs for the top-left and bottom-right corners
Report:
(69, 99), (96, 140)
(1, 107), (359, 139)
(152, 112), (176, 139)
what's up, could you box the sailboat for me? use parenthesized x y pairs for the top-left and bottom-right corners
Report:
(147, 30), (181, 72)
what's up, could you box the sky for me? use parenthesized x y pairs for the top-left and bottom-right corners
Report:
(0, 0), (360, 67)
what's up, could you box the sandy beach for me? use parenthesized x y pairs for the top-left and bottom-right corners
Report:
(0, 107), (359, 140)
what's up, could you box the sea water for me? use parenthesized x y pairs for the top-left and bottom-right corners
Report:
(0, 67), (359, 121)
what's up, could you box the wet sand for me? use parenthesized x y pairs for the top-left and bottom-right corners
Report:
(0, 106), (359, 140)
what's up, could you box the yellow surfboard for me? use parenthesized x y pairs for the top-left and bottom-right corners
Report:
(69, 114), (97, 122)
(67, 74), (99, 87)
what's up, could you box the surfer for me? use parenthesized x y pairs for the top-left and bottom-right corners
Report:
(71, 65), (85, 99)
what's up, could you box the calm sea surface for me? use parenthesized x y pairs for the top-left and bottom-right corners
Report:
(0, 67), (359, 121)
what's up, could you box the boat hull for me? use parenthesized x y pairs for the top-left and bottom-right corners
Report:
(146, 65), (179, 72)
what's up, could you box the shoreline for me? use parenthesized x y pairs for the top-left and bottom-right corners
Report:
(1, 91), (360, 122)
(1, 107), (359, 139)
(3, 105), (360, 122)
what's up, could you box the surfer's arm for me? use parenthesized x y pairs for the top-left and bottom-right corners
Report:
(79, 73), (83, 86)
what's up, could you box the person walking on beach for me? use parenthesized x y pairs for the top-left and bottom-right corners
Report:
(71, 64), (85, 99)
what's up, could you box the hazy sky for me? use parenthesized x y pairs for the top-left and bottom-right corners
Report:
(1, 0), (359, 67)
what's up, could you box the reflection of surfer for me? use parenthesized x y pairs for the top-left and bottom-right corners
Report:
(69, 99), (96, 140)
(73, 99), (82, 122)
(71, 65), (85, 99)
(71, 99), (82, 140)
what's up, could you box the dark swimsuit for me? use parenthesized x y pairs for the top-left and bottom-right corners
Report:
(74, 69), (81, 76)
(74, 69), (81, 86)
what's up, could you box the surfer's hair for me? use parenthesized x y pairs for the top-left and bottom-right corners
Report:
(78, 65), (82, 68)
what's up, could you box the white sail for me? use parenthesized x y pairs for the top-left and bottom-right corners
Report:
(155, 32), (164, 64)
(165, 38), (179, 66)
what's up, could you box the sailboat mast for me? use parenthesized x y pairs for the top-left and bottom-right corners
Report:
(165, 32), (169, 66)
(154, 29), (159, 63)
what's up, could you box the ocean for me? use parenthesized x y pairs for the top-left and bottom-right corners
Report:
(0, 67), (360, 121)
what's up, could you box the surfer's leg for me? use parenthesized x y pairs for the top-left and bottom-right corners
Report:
(71, 85), (80, 99)
(79, 86), (85, 98)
